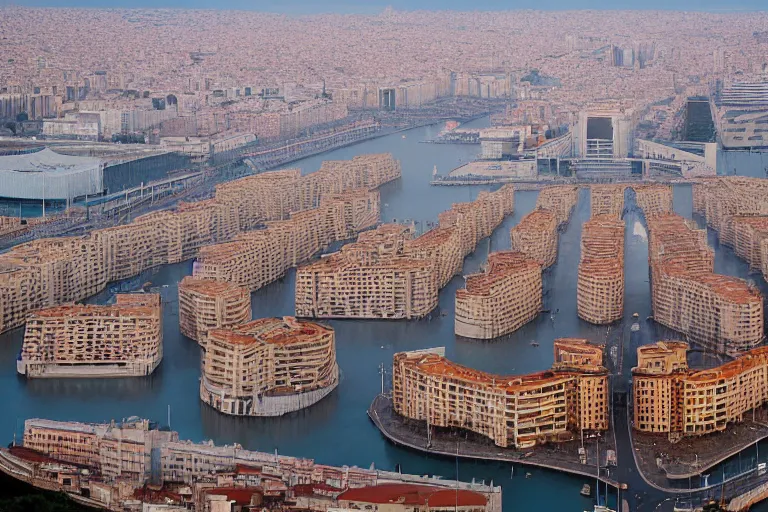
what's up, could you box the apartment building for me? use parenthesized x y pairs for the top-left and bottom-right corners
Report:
(177, 276), (251, 346)
(18, 293), (163, 378)
(0, 154), (396, 336)
(295, 187), (514, 320)
(577, 215), (625, 324)
(633, 341), (768, 436)
(200, 317), (338, 416)
(455, 251), (542, 339)
(510, 209), (559, 268)
(392, 339), (608, 449)
(645, 214), (763, 353)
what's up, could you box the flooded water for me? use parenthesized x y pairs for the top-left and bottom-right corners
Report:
(2, 119), (768, 511)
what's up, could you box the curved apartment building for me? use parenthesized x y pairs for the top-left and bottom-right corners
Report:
(646, 214), (763, 353)
(177, 276), (251, 346)
(455, 251), (542, 339)
(510, 209), (559, 268)
(201, 316), (339, 416)
(577, 215), (625, 324)
(17, 294), (162, 378)
(633, 341), (768, 436)
(392, 340), (608, 449)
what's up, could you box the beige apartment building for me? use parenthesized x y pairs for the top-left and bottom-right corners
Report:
(392, 339), (608, 449)
(646, 214), (763, 353)
(535, 186), (579, 226)
(23, 417), (178, 483)
(18, 293), (162, 378)
(455, 251), (542, 339)
(577, 215), (625, 324)
(200, 316), (339, 416)
(0, 154), (398, 337)
(633, 342), (768, 436)
(634, 184), (673, 218)
(295, 187), (514, 320)
(590, 185), (626, 218)
(510, 209), (559, 268)
(178, 276), (251, 346)
(195, 191), (379, 291)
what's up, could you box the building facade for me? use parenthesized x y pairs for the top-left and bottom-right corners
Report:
(17, 293), (162, 378)
(200, 317), (339, 416)
(178, 277), (252, 346)
(392, 339), (608, 449)
(633, 342), (768, 436)
(455, 251), (542, 339)
(577, 215), (625, 324)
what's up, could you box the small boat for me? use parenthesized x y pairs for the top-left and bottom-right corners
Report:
(525, 472), (532, 479)
(530, 341), (539, 347)
(402, 135), (406, 139)
(580, 484), (591, 497)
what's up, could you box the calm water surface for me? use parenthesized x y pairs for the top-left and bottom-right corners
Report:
(2, 120), (768, 511)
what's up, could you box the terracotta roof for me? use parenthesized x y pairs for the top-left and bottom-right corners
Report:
(337, 484), (486, 507)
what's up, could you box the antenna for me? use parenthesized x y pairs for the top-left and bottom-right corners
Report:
(167, 404), (171, 429)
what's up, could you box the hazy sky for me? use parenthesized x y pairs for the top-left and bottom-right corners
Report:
(10, 0), (768, 11)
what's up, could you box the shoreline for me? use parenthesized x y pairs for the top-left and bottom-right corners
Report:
(367, 394), (622, 490)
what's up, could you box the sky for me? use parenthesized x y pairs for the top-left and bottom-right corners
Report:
(8, 0), (768, 11)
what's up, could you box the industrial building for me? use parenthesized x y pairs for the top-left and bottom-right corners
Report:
(577, 215), (624, 324)
(455, 251), (542, 339)
(633, 342), (768, 436)
(0, 148), (103, 201)
(392, 339), (608, 449)
(200, 317), (339, 416)
(17, 294), (162, 378)
(295, 186), (514, 320)
(177, 276), (251, 346)
(646, 213), (763, 353)
(0, 154), (398, 336)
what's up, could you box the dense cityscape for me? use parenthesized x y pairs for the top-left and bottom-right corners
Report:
(4, 3), (768, 512)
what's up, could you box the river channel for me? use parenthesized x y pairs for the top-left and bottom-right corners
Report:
(2, 117), (768, 511)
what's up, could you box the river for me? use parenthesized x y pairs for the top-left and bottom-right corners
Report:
(2, 117), (768, 511)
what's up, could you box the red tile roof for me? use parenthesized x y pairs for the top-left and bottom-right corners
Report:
(337, 484), (487, 507)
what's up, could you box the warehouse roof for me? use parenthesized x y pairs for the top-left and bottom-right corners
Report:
(0, 148), (101, 176)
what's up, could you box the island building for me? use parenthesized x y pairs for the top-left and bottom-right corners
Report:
(534, 185), (579, 226)
(0, 154), (399, 336)
(646, 214), (763, 353)
(590, 184), (626, 218)
(510, 209), (559, 268)
(177, 276), (251, 347)
(193, 190), (380, 291)
(693, 177), (768, 281)
(454, 251), (542, 339)
(392, 339), (608, 449)
(10, 417), (501, 512)
(17, 293), (162, 378)
(633, 341), (768, 436)
(508, 185), (579, 269)
(200, 316), (339, 416)
(633, 184), (673, 218)
(577, 215), (625, 324)
(295, 186), (514, 320)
